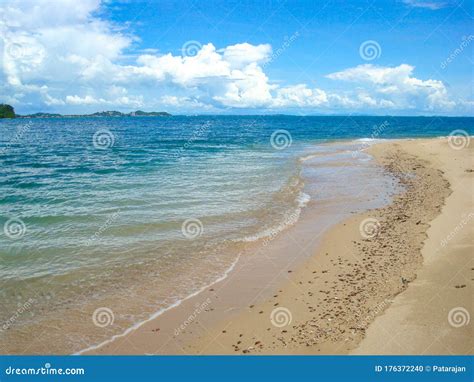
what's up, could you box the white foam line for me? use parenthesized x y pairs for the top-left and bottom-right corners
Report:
(238, 191), (310, 243)
(299, 153), (322, 162)
(74, 253), (241, 355)
(354, 138), (387, 143)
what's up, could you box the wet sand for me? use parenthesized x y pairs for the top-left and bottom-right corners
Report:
(87, 138), (472, 355)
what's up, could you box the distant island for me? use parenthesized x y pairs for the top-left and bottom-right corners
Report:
(0, 104), (171, 119)
(0, 104), (15, 118)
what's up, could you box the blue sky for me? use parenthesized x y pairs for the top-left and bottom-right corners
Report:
(1, 0), (473, 115)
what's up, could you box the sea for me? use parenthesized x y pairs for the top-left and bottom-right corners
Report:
(0, 115), (472, 353)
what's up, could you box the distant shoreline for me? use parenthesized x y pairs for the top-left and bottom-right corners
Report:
(10, 114), (474, 119)
(14, 110), (172, 119)
(1, 101), (473, 119)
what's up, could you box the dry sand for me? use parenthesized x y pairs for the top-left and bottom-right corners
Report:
(88, 138), (472, 355)
(353, 139), (473, 355)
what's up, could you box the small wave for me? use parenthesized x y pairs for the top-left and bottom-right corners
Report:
(238, 191), (310, 243)
(297, 191), (311, 207)
(354, 138), (387, 143)
(75, 252), (241, 355)
(299, 149), (347, 162)
(299, 153), (323, 162)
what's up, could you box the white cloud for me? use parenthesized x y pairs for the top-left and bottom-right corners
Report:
(160, 95), (212, 111)
(222, 43), (271, 69)
(326, 64), (456, 111)
(133, 44), (231, 86)
(1, 0), (131, 107)
(272, 84), (328, 108)
(212, 63), (275, 108)
(65, 95), (102, 105)
(402, 0), (450, 10)
(0, 0), (467, 114)
(65, 94), (143, 107)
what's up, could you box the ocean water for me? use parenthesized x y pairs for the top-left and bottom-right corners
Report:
(0, 115), (472, 353)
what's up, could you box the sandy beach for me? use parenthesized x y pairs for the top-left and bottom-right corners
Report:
(86, 137), (472, 355)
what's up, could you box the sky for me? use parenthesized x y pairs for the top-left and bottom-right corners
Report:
(0, 0), (473, 115)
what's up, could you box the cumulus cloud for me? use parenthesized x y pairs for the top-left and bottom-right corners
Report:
(402, 0), (450, 10)
(64, 93), (143, 107)
(222, 43), (271, 68)
(0, 0), (467, 114)
(272, 85), (328, 108)
(326, 64), (456, 111)
(0, 0), (132, 107)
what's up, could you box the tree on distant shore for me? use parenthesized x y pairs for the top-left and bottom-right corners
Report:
(0, 104), (15, 118)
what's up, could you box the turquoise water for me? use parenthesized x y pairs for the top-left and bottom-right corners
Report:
(0, 115), (472, 353)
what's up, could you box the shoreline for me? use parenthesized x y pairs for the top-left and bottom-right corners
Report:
(85, 137), (472, 355)
(76, 253), (242, 355)
(3, 137), (394, 355)
(183, 138), (454, 354)
(85, 138), (396, 355)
